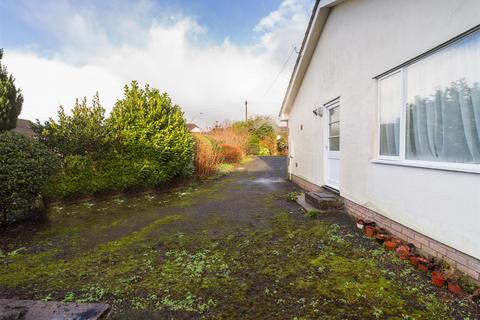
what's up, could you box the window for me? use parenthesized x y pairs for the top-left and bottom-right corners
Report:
(329, 106), (340, 151)
(377, 27), (480, 170)
(379, 71), (403, 157)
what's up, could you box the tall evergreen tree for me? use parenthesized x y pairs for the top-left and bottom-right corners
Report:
(0, 49), (23, 131)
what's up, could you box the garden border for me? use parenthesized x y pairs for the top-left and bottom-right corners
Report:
(290, 173), (480, 283)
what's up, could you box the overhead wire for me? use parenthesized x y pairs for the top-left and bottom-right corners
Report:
(256, 44), (299, 104)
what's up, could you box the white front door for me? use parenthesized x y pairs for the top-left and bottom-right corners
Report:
(325, 101), (340, 190)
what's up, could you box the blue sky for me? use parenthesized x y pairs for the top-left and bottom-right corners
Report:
(0, 0), (312, 126)
(1, 0), (286, 50)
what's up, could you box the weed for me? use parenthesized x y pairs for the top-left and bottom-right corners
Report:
(373, 307), (384, 318)
(0, 247), (26, 258)
(305, 209), (320, 218)
(286, 191), (300, 202)
(63, 292), (76, 302)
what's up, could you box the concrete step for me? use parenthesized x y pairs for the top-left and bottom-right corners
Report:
(0, 299), (110, 320)
(305, 191), (343, 211)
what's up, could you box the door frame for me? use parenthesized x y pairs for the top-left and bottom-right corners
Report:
(323, 97), (340, 191)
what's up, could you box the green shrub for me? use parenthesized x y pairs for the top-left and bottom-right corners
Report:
(39, 82), (195, 199)
(33, 93), (109, 157)
(0, 131), (58, 225)
(232, 116), (280, 155)
(0, 49), (23, 131)
(109, 81), (195, 181)
(44, 154), (168, 199)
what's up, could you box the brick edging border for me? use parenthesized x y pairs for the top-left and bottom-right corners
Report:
(289, 173), (480, 283)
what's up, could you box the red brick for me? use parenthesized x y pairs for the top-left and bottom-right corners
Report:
(390, 223), (402, 233)
(401, 228), (416, 239)
(429, 242), (447, 256)
(363, 212), (373, 218)
(413, 234), (430, 246)
(390, 229), (402, 238)
(333, 197), (480, 283)
(457, 264), (480, 280)
(420, 245), (437, 258)
(438, 255), (457, 268)
(467, 259), (480, 274)
(446, 250), (468, 266)
(406, 238), (422, 250)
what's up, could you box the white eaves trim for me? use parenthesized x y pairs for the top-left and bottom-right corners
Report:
(279, 0), (346, 120)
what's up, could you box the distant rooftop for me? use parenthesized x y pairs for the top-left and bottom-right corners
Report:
(12, 119), (35, 137)
(186, 123), (202, 132)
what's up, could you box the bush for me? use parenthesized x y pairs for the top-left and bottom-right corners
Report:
(231, 116), (280, 155)
(109, 81), (195, 180)
(194, 134), (223, 178)
(33, 93), (109, 157)
(0, 49), (23, 131)
(44, 154), (169, 199)
(0, 131), (58, 225)
(207, 124), (249, 156)
(38, 82), (196, 199)
(221, 144), (242, 163)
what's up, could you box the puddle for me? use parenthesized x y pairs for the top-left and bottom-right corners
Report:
(250, 178), (285, 184)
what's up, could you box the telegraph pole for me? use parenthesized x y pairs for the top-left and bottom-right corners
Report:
(245, 100), (248, 121)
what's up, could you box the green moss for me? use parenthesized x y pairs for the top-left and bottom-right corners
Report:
(240, 156), (255, 164)
(0, 215), (183, 290)
(0, 182), (474, 319)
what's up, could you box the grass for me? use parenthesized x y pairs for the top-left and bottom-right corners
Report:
(0, 171), (477, 319)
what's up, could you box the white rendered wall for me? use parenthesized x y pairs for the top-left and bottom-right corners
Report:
(288, 0), (480, 259)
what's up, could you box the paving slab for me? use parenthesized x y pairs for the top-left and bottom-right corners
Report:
(296, 193), (318, 212)
(0, 299), (110, 320)
(305, 191), (342, 210)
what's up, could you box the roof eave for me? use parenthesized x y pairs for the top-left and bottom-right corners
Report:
(279, 0), (345, 120)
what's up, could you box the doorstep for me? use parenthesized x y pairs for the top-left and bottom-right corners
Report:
(304, 191), (343, 211)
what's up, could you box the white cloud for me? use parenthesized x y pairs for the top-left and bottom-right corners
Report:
(254, 0), (306, 33)
(4, 0), (312, 128)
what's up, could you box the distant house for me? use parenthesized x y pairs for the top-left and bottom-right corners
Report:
(186, 123), (202, 133)
(12, 119), (35, 137)
(280, 0), (480, 281)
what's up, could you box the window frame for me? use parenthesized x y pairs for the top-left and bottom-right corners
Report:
(377, 68), (405, 162)
(374, 29), (480, 174)
(328, 105), (340, 152)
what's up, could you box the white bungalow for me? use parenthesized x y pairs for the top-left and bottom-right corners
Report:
(280, 0), (480, 281)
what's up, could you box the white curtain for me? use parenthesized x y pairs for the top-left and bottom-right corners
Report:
(407, 80), (480, 164)
(380, 118), (400, 156)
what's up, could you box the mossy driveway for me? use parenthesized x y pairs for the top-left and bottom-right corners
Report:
(0, 157), (477, 319)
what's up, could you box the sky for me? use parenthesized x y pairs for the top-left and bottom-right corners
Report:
(0, 0), (313, 128)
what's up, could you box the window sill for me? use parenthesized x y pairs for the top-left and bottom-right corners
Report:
(371, 159), (480, 174)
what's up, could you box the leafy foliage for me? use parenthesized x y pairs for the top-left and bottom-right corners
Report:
(44, 154), (180, 199)
(0, 131), (58, 225)
(286, 192), (300, 202)
(232, 116), (282, 155)
(0, 49), (23, 131)
(193, 134), (223, 178)
(33, 93), (109, 157)
(109, 81), (195, 180)
(220, 144), (242, 163)
(40, 82), (195, 199)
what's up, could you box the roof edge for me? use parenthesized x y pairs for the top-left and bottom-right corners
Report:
(279, 0), (345, 119)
